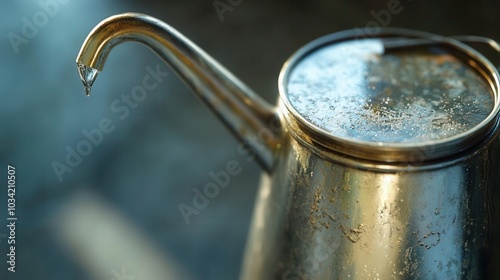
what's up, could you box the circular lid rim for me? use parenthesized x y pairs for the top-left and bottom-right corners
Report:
(278, 27), (500, 162)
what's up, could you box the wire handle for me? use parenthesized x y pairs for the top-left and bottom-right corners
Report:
(382, 35), (500, 71)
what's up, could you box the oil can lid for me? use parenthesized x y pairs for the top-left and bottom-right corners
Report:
(280, 29), (499, 162)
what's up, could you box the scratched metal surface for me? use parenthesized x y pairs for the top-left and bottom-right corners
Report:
(287, 39), (493, 143)
(242, 93), (500, 279)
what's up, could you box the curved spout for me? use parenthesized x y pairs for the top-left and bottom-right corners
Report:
(76, 13), (281, 172)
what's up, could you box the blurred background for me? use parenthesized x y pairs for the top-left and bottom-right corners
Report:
(0, 0), (499, 279)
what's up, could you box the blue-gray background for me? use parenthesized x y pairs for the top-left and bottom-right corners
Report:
(0, 0), (499, 279)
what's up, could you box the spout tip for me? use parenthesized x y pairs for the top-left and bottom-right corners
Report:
(84, 87), (91, 97)
(77, 63), (99, 97)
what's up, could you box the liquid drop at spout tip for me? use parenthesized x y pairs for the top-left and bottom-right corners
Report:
(77, 63), (99, 97)
(84, 86), (91, 97)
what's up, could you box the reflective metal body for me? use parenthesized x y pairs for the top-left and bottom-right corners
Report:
(241, 102), (500, 279)
(76, 13), (500, 279)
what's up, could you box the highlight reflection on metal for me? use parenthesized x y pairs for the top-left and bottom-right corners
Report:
(77, 14), (500, 279)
